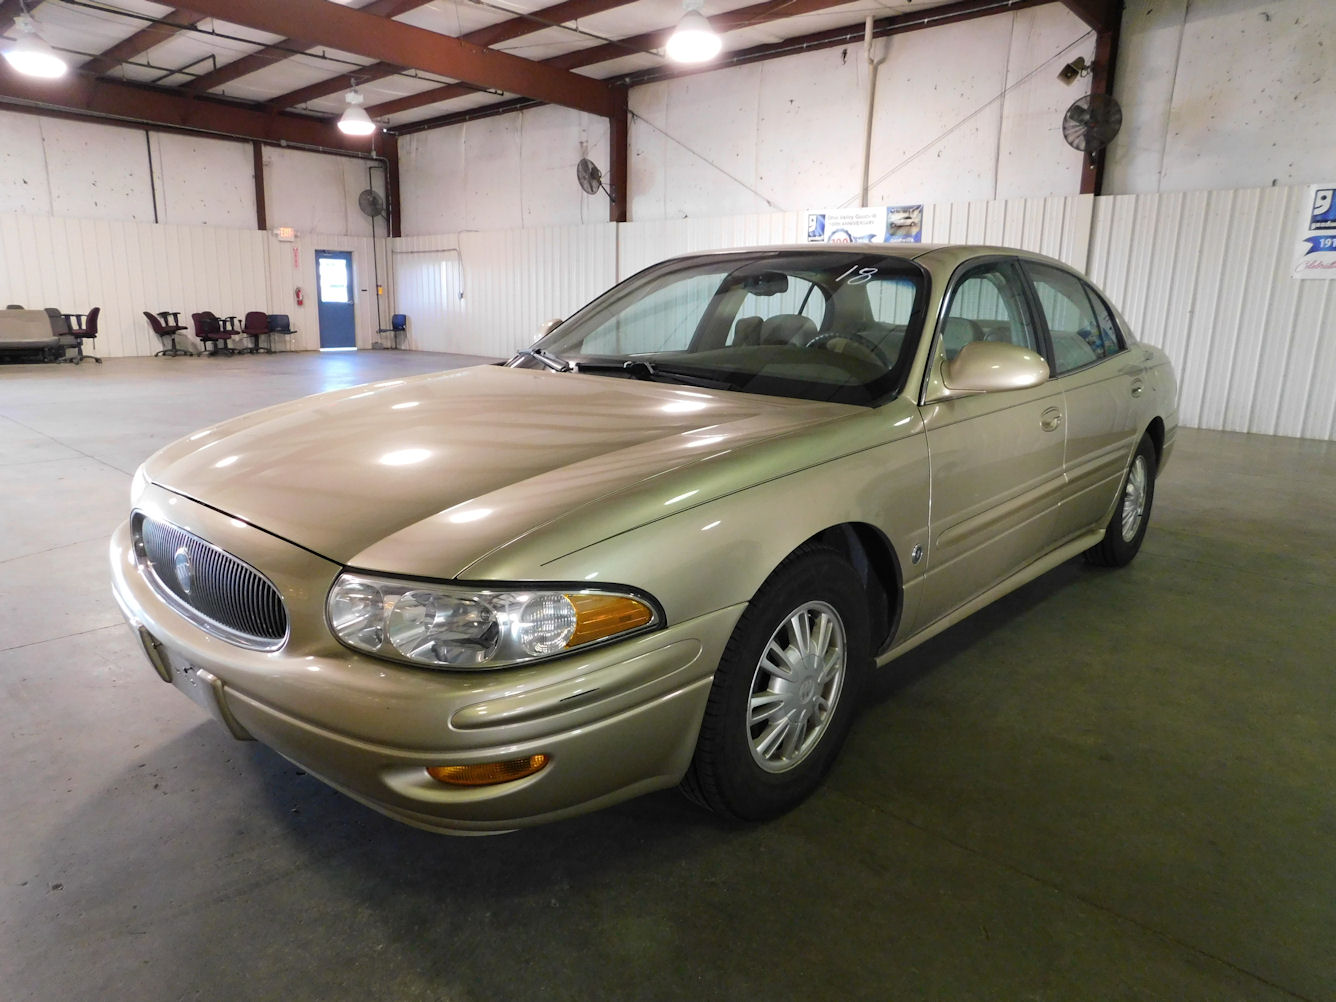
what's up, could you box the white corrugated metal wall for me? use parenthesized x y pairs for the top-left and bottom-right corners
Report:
(1088, 185), (1335, 440)
(0, 213), (389, 357)
(5, 187), (1330, 440)
(390, 186), (1333, 440)
(0, 212), (268, 358)
(391, 225), (618, 358)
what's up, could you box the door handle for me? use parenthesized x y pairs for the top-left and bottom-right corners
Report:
(1131, 380), (1145, 398)
(1040, 406), (1063, 432)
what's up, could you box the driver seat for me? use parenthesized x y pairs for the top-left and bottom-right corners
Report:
(760, 314), (816, 346)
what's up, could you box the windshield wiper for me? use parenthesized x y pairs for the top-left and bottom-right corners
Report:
(572, 359), (735, 390)
(511, 347), (573, 372)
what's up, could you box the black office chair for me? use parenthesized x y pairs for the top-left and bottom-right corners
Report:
(266, 315), (297, 350)
(144, 311), (194, 356)
(375, 313), (407, 350)
(62, 307), (102, 364)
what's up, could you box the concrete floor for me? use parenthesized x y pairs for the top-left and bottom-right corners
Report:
(2, 352), (1334, 1001)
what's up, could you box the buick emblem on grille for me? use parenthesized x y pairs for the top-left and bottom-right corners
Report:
(173, 545), (194, 595)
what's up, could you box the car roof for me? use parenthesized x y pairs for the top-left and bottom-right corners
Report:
(671, 243), (1075, 275)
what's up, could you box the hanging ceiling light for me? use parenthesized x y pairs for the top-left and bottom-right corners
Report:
(338, 89), (377, 136)
(3, 15), (68, 80)
(666, 0), (722, 64)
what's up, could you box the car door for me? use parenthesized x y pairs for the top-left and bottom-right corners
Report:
(1020, 262), (1144, 539)
(914, 259), (1067, 631)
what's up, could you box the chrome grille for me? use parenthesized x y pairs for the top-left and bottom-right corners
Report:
(133, 513), (288, 650)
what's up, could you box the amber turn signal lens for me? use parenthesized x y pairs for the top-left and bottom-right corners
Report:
(426, 754), (550, 787)
(565, 593), (654, 648)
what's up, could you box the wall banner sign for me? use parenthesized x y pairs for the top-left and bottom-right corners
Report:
(1294, 184), (1336, 280)
(806, 205), (923, 244)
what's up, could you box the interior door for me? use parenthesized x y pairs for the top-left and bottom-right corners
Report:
(316, 250), (356, 349)
(915, 260), (1067, 629)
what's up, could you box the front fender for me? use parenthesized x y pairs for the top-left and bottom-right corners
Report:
(466, 426), (932, 634)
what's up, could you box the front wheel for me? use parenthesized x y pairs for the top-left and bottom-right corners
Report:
(681, 546), (869, 821)
(1085, 433), (1157, 567)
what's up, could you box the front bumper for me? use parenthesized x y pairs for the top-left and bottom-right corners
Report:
(110, 488), (743, 833)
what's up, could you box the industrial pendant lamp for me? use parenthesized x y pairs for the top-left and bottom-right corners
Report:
(666, 0), (721, 64)
(3, 15), (68, 79)
(338, 89), (377, 137)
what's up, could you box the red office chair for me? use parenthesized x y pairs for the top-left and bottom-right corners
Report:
(144, 311), (194, 357)
(62, 307), (102, 364)
(192, 311), (235, 355)
(239, 311), (273, 354)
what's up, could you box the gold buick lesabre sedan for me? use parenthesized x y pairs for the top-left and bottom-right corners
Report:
(111, 245), (1177, 833)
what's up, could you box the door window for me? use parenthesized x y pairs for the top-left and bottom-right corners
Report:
(1025, 263), (1122, 375)
(939, 262), (1037, 359)
(318, 256), (351, 304)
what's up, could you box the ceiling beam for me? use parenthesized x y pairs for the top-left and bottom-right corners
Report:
(0, 61), (368, 152)
(182, 0), (435, 95)
(1059, 0), (1118, 31)
(168, 0), (616, 116)
(267, 0), (638, 113)
(379, 0), (1046, 126)
(81, 10), (209, 78)
(368, 0), (867, 119)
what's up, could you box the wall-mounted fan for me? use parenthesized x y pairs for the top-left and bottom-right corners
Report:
(1062, 94), (1123, 153)
(576, 157), (611, 199)
(358, 188), (387, 218)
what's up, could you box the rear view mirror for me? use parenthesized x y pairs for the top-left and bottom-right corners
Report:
(942, 341), (1049, 393)
(741, 272), (790, 296)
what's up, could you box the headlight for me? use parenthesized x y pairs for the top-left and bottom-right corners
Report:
(130, 464), (151, 506)
(327, 572), (660, 669)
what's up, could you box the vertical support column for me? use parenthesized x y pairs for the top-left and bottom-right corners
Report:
(383, 133), (403, 238)
(252, 140), (268, 231)
(608, 88), (628, 224)
(1081, 2), (1122, 196)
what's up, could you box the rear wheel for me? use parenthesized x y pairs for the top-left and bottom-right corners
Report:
(1085, 433), (1156, 567)
(681, 546), (869, 821)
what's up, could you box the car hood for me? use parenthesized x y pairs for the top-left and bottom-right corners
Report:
(145, 364), (858, 576)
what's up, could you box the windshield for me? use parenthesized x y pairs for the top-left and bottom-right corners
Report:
(512, 250), (928, 406)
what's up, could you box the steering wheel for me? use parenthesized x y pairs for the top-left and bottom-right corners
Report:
(804, 330), (893, 367)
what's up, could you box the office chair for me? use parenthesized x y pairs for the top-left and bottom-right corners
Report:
(62, 307), (102, 364)
(144, 311), (194, 356)
(239, 312), (274, 354)
(375, 313), (407, 349)
(192, 311), (235, 355)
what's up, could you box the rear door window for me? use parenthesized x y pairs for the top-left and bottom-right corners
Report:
(1024, 263), (1123, 375)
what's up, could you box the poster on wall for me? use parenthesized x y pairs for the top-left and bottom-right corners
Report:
(884, 204), (924, 243)
(1294, 184), (1336, 279)
(805, 206), (923, 244)
(801, 204), (919, 241)
(807, 208), (884, 243)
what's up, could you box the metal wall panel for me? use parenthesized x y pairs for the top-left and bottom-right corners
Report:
(1088, 185), (1336, 440)
(381, 186), (1332, 443)
(922, 194), (1093, 270)
(0, 212), (269, 358)
(264, 233), (384, 352)
(617, 212), (805, 280)
(390, 224), (618, 358)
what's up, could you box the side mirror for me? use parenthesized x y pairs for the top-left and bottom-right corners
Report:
(942, 341), (1049, 393)
(538, 318), (564, 338)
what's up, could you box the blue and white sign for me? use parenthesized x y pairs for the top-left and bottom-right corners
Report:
(1294, 184), (1336, 280)
(807, 208), (885, 244)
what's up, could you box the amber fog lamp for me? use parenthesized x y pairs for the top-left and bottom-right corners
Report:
(427, 754), (550, 787)
(566, 594), (654, 648)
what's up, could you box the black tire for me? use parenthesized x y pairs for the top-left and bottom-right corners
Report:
(1085, 433), (1157, 567)
(681, 545), (870, 821)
